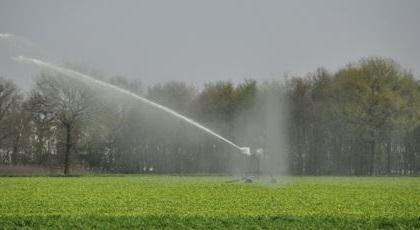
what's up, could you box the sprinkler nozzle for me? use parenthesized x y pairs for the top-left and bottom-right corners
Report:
(240, 147), (251, 155)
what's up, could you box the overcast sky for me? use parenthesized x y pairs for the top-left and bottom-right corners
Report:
(1, 0), (419, 90)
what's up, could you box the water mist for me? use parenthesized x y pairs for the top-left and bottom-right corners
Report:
(232, 83), (290, 180)
(263, 89), (289, 176)
(13, 56), (251, 156)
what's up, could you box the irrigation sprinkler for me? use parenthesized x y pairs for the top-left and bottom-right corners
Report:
(235, 147), (269, 183)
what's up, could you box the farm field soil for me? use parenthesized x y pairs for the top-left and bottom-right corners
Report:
(0, 176), (419, 229)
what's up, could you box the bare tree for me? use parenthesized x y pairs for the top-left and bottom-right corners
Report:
(0, 78), (22, 142)
(0, 77), (23, 165)
(27, 71), (95, 174)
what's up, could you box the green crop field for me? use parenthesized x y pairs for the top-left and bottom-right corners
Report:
(0, 176), (419, 229)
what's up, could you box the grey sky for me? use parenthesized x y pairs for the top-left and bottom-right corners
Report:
(1, 0), (419, 90)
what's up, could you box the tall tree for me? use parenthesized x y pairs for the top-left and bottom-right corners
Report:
(27, 71), (95, 174)
(0, 78), (22, 143)
(330, 57), (417, 175)
(194, 81), (235, 136)
(0, 77), (23, 165)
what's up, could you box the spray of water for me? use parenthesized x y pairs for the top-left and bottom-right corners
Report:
(0, 33), (12, 38)
(13, 56), (251, 155)
(0, 33), (36, 49)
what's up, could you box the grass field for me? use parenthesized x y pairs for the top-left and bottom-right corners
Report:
(0, 176), (419, 229)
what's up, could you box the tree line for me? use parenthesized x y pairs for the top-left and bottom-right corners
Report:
(0, 57), (419, 175)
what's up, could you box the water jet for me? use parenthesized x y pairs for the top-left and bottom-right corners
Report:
(14, 56), (253, 158)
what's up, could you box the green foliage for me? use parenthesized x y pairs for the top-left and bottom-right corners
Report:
(233, 79), (257, 112)
(332, 58), (413, 134)
(327, 57), (420, 175)
(195, 81), (236, 122)
(0, 176), (419, 229)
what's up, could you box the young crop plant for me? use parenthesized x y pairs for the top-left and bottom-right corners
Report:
(0, 176), (419, 229)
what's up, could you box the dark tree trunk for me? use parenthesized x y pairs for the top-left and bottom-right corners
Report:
(64, 123), (72, 175)
(11, 134), (21, 165)
(386, 139), (391, 175)
(369, 139), (380, 176)
(369, 140), (376, 176)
